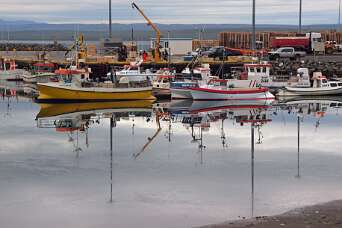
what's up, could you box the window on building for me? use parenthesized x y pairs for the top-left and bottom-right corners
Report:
(165, 41), (169, 48)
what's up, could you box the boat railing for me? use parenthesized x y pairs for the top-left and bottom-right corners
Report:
(80, 80), (151, 89)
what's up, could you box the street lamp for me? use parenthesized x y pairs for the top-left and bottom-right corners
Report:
(109, 0), (112, 39)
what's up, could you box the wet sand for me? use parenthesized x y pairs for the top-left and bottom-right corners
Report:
(200, 200), (342, 228)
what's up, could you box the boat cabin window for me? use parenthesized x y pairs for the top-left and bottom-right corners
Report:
(256, 67), (261, 73)
(181, 73), (202, 80)
(322, 79), (328, 84)
(81, 74), (85, 80)
(330, 83), (338, 87)
(249, 68), (255, 73)
(338, 83), (342, 86)
(209, 80), (226, 87)
(262, 67), (266, 73)
(55, 120), (73, 128)
(182, 117), (202, 125)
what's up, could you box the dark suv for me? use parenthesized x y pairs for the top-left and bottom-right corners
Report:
(203, 46), (242, 59)
(202, 46), (225, 58)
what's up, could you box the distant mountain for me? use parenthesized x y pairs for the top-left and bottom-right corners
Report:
(0, 19), (45, 26)
(0, 19), (339, 41)
(0, 19), (339, 31)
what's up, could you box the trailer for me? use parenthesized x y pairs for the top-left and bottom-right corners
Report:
(271, 32), (325, 54)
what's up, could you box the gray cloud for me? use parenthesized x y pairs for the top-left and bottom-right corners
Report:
(0, 0), (340, 24)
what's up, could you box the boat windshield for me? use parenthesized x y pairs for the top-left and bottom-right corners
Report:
(177, 73), (202, 81)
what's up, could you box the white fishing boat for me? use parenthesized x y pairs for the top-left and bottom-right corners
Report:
(0, 58), (30, 81)
(190, 85), (275, 101)
(23, 63), (56, 83)
(152, 74), (174, 98)
(116, 59), (157, 82)
(277, 69), (342, 96)
(171, 64), (214, 99)
(231, 63), (300, 91)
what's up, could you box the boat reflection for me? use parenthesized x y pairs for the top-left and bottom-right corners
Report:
(36, 101), (154, 156)
(33, 97), (342, 207)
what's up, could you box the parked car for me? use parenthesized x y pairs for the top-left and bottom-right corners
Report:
(268, 47), (306, 60)
(202, 46), (242, 60)
(189, 47), (211, 57)
(225, 48), (243, 56)
(202, 46), (225, 58)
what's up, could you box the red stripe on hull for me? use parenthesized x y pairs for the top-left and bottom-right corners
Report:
(190, 87), (269, 94)
(193, 97), (275, 101)
(190, 105), (270, 114)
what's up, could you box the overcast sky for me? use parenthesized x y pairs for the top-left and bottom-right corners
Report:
(0, 0), (341, 24)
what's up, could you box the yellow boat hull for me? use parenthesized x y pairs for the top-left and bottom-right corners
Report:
(37, 83), (156, 102)
(36, 100), (154, 118)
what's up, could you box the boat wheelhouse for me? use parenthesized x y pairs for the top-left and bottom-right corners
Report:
(278, 70), (342, 96)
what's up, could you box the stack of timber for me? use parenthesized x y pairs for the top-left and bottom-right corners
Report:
(192, 39), (220, 50)
(219, 31), (342, 49)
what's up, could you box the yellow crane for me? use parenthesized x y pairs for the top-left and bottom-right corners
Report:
(131, 2), (161, 62)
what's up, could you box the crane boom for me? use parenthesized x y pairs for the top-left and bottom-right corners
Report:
(132, 2), (161, 62)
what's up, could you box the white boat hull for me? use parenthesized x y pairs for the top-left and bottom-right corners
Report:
(171, 88), (193, 99)
(278, 86), (342, 96)
(0, 70), (29, 81)
(23, 73), (55, 83)
(190, 87), (275, 101)
(190, 99), (274, 113)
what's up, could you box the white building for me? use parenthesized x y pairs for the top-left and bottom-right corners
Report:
(151, 38), (193, 56)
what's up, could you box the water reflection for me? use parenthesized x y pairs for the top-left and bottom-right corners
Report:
(2, 83), (342, 227)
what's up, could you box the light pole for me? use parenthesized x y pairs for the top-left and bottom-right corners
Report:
(339, 0), (341, 32)
(109, 0), (112, 39)
(299, 0), (302, 34)
(252, 0), (256, 50)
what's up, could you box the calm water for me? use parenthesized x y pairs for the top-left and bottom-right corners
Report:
(1, 84), (342, 227)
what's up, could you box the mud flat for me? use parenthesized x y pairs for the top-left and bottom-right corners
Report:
(199, 200), (342, 228)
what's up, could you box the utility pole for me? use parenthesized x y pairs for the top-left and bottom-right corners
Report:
(252, 0), (256, 50)
(339, 0), (341, 32)
(109, 0), (112, 39)
(299, 0), (302, 34)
